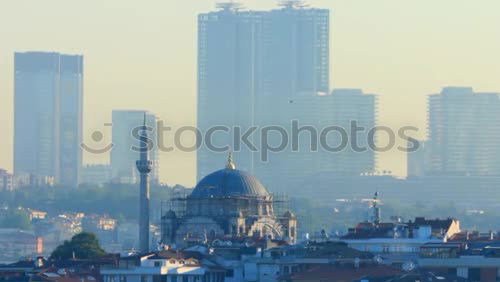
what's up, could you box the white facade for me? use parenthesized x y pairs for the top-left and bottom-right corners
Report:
(0, 169), (13, 191)
(101, 255), (224, 282)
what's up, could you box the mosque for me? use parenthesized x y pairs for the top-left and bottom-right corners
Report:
(160, 154), (297, 247)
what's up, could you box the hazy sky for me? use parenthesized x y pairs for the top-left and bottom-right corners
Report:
(1, 0), (499, 187)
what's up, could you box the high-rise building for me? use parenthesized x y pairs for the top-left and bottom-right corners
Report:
(111, 110), (158, 184)
(427, 87), (500, 176)
(256, 89), (377, 190)
(197, 2), (330, 183)
(197, 3), (262, 180)
(14, 52), (83, 188)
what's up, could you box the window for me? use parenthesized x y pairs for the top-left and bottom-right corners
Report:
(225, 270), (234, 277)
(154, 261), (161, 267)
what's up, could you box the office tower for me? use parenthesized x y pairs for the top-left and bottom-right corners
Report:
(318, 89), (376, 175)
(427, 87), (500, 176)
(59, 55), (84, 188)
(257, 89), (377, 190)
(111, 110), (158, 184)
(14, 52), (83, 188)
(197, 2), (330, 184)
(197, 3), (262, 180)
(261, 1), (329, 99)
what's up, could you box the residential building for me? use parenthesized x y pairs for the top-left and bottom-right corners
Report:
(82, 215), (119, 251)
(197, 3), (263, 179)
(101, 250), (226, 282)
(341, 217), (461, 257)
(81, 164), (112, 185)
(257, 89), (377, 191)
(0, 169), (13, 191)
(197, 3), (330, 186)
(14, 52), (83, 188)
(419, 241), (500, 281)
(427, 87), (500, 176)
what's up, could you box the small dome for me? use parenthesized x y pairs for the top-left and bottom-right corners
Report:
(190, 168), (269, 198)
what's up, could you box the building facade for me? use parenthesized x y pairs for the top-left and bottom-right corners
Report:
(14, 52), (83, 188)
(197, 3), (330, 187)
(0, 169), (13, 191)
(111, 110), (158, 184)
(257, 89), (377, 191)
(101, 250), (226, 282)
(427, 87), (500, 176)
(81, 164), (113, 185)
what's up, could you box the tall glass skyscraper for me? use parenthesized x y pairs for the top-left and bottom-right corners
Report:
(14, 52), (83, 188)
(197, 2), (330, 184)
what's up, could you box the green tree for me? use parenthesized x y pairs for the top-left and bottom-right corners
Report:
(50, 232), (106, 260)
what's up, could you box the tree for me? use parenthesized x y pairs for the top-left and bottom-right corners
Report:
(50, 232), (106, 260)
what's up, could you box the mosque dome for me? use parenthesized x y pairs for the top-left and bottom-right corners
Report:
(190, 154), (269, 198)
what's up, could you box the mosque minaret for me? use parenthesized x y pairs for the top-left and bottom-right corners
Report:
(136, 113), (153, 253)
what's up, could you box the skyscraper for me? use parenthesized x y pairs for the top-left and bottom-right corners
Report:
(257, 89), (377, 191)
(14, 52), (83, 188)
(111, 110), (158, 184)
(197, 2), (330, 183)
(197, 3), (262, 180)
(427, 87), (500, 176)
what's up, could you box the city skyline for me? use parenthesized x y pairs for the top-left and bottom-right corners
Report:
(1, 0), (500, 186)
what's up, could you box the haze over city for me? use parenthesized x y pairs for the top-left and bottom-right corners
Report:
(4, 0), (500, 279)
(1, 0), (500, 187)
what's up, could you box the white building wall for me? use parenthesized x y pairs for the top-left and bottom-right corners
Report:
(457, 267), (468, 279)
